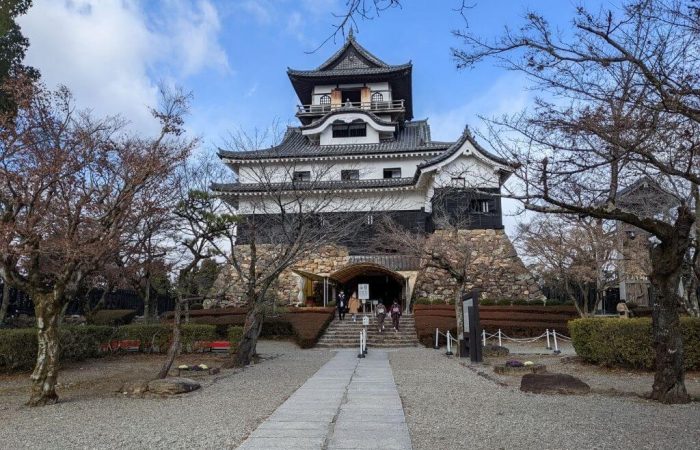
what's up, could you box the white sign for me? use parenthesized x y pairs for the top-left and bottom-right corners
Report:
(362, 316), (370, 326)
(358, 284), (369, 300)
(463, 298), (473, 333)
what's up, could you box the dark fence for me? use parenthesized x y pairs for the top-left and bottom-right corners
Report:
(541, 283), (620, 314)
(0, 282), (176, 318)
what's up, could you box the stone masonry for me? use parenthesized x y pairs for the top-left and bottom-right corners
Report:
(206, 229), (542, 308)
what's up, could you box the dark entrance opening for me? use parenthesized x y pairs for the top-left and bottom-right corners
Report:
(330, 263), (405, 308)
(341, 89), (361, 104)
(344, 273), (403, 307)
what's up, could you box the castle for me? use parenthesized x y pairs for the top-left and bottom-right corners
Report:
(209, 32), (541, 309)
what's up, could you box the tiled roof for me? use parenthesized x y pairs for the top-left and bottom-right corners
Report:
(347, 254), (421, 271)
(418, 126), (513, 170)
(218, 121), (451, 161)
(212, 177), (416, 193)
(287, 64), (412, 78)
(288, 30), (410, 76)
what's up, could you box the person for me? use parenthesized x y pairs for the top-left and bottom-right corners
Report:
(348, 292), (360, 322)
(376, 302), (387, 333)
(389, 300), (402, 332)
(616, 301), (630, 319)
(337, 291), (346, 320)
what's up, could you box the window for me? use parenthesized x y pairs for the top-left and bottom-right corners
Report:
(366, 214), (374, 225)
(341, 170), (359, 181)
(371, 92), (383, 103)
(451, 177), (466, 187)
(341, 89), (361, 104)
(319, 94), (331, 105)
(469, 199), (491, 213)
(383, 168), (402, 179)
(293, 171), (311, 182)
(332, 122), (367, 138)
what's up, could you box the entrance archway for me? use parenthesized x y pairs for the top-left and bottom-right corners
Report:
(330, 263), (405, 307)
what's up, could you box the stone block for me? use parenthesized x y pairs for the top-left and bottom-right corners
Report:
(520, 373), (590, 395)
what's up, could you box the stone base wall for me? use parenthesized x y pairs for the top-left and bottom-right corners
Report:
(206, 229), (543, 308)
(205, 245), (349, 308)
(412, 229), (544, 303)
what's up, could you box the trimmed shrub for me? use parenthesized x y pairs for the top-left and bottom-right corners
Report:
(228, 326), (243, 353)
(283, 308), (335, 348)
(0, 326), (113, 372)
(0, 328), (38, 371)
(60, 325), (114, 360)
(414, 304), (581, 346)
(570, 317), (700, 370)
(87, 309), (137, 326)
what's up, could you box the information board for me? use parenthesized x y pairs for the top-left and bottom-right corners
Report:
(358, 283), (369, 300)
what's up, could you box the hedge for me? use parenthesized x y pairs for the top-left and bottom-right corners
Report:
(180, 307), (335, 349)
(115, 324), (218, 352)
(570, 317), (700, 370)
(87, 309), (137, 326)
(0, 326), (114, 372)
(228, 326), (243, 353)
(0, 324), (223, 372)
(413, 304), (580, 346)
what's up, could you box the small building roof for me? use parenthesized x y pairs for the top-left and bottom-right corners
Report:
(287, 32), (413, 120)
(211, 176), (416, 194)
(218, 120), (450, 162)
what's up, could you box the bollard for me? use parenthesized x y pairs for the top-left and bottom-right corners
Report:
(445, 331), (453, 356)
(435, 328), (440, 349)
(553, 329), (561, 354)
(482, 329), (486, 347)
(358, 331), (365, 358)
(498, 329), (502, 347)
(545, 329), (552, 350)
(363, 329), (368, 355)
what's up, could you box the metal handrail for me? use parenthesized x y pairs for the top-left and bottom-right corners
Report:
(296, 99), (405, 115)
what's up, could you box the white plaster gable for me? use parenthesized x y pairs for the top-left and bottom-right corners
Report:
(301, 112), (395, 136)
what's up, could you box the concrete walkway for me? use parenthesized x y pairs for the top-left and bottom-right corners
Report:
(237, 350), (412, 450)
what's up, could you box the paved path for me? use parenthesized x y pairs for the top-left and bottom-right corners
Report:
(237, 350), (412, 449)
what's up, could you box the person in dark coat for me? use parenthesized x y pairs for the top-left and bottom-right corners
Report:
(337, 291), (346, 320)
(389, 300), (402, 332)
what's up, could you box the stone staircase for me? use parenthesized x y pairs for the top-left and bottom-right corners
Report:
(316, 314), (420, 348)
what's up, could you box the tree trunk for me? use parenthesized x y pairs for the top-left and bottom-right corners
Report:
(233, 302), (264, 367)
(143, 277), (151, 323)
(454, 287), (464, 356)
(28, 293), (62, 406)
(649, 217), (692, 404)
(157, 295), (182, 379)
(0, 281), (10, 324)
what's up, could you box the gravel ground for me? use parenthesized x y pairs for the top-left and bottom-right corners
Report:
(0, 341), (332, 449)
(390, 347), (700, 450)
(486, 353), (700, 399)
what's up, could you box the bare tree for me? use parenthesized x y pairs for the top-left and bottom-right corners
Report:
(517, 215), (618, 316)
(453, 0), (699, 403)
(212, 126), (391, 366)
(0, 78), (193, 405)
(373, 179), (500, 355)
(156, 152), (236, 379)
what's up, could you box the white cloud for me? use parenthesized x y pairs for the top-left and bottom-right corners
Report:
(427, 73), (529, 141)
(425, 73), (532, 238)
(18, 0), (229, 134)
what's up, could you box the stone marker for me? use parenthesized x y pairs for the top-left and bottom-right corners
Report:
(494, 363), (545, 376)
(148, 377), (201, 395)
(520, 373), (590, 395)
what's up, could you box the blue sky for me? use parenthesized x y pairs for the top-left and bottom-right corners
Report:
(17, 0), (610, 233)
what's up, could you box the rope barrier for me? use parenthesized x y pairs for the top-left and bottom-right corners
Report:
(436, 327), (572, 356)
